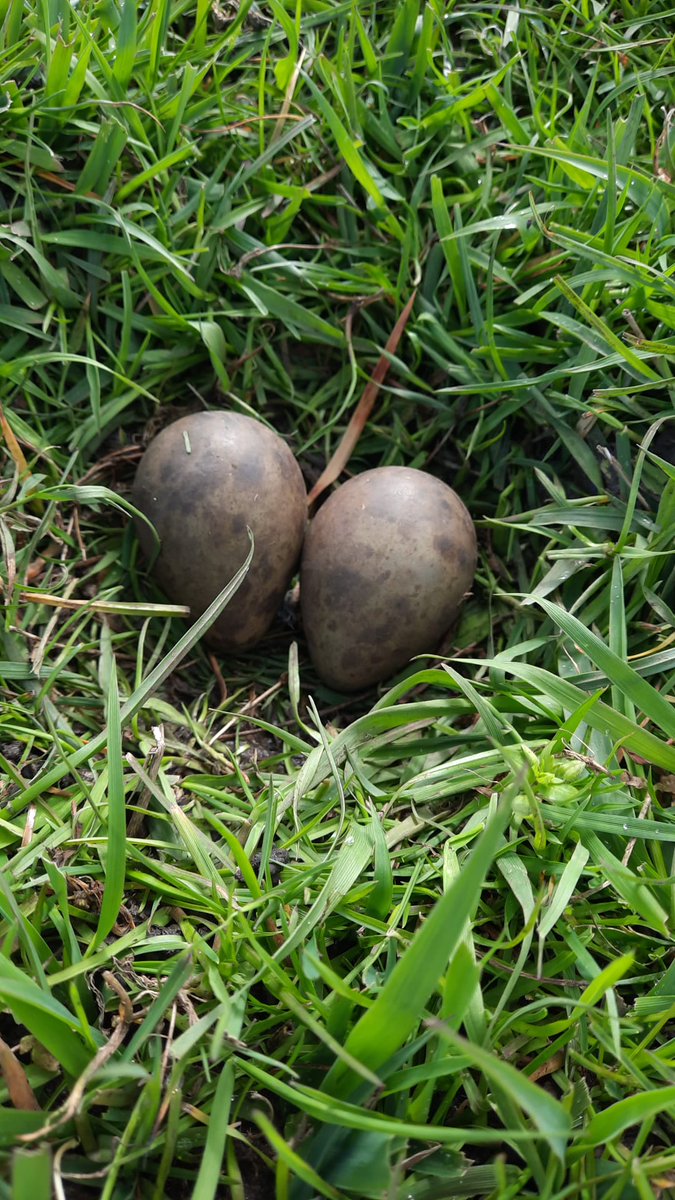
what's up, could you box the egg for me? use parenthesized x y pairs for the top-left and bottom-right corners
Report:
(131, 411), (307, 651)
(300, 466), (476, 691)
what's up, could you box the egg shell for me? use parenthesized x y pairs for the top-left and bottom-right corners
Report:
(300, 466), (476, 691)
(132, 411), (307, 651)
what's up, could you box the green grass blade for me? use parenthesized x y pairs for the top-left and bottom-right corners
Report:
(321, 803), (510, 1100)
(11, 1147), (52, 1200)
(12, 535), (254, 811)
(535, 597), (675, 739)
(113, 0), (137, 89)
(538, 841), (589, 941)
(190, 1062), (234, 1200)
(576, 1085), (675, 1151)
(581, 832), (670, 936)
(254, 1110), (345, 1200)
(274, 823), (373, 963)
(460, 658), (675, 771)
(236, 1057), (542, 1146)
(122, 953), (194, 1062)
(554, 274), (661, 381)
(303, 69), (403, 241)
(91, 655), (126, 950)
(432, 1027), (571, 1161)
(0, 961), (95, 1077)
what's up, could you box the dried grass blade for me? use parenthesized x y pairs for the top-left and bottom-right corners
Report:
(307, 291), (417, 507)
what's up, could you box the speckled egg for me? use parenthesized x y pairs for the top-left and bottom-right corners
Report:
(132, 411), (307, 651)
(300, 466), (476, 691)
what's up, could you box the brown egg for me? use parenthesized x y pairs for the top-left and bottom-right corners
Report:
(131, 411), (307, 651)
(300, 467), (476, 691)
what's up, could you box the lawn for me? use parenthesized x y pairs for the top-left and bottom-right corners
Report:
(1, 1), (675, 1197)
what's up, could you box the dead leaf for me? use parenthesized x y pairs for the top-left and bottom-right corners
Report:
(0, 1037), (40, 1111)
(528, 1051), (564, 1082)
(0, 406), (43, 515)
(19, 1037), (60, 1074)
(307, 290), (417, 507)
(0, 405), (30, 479)
(0, 517), (16, 602)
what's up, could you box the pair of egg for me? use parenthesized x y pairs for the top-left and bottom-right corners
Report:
(131, 412), (477, 692)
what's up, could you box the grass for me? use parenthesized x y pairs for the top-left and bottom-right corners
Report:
(1, 0), (675, 1196)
